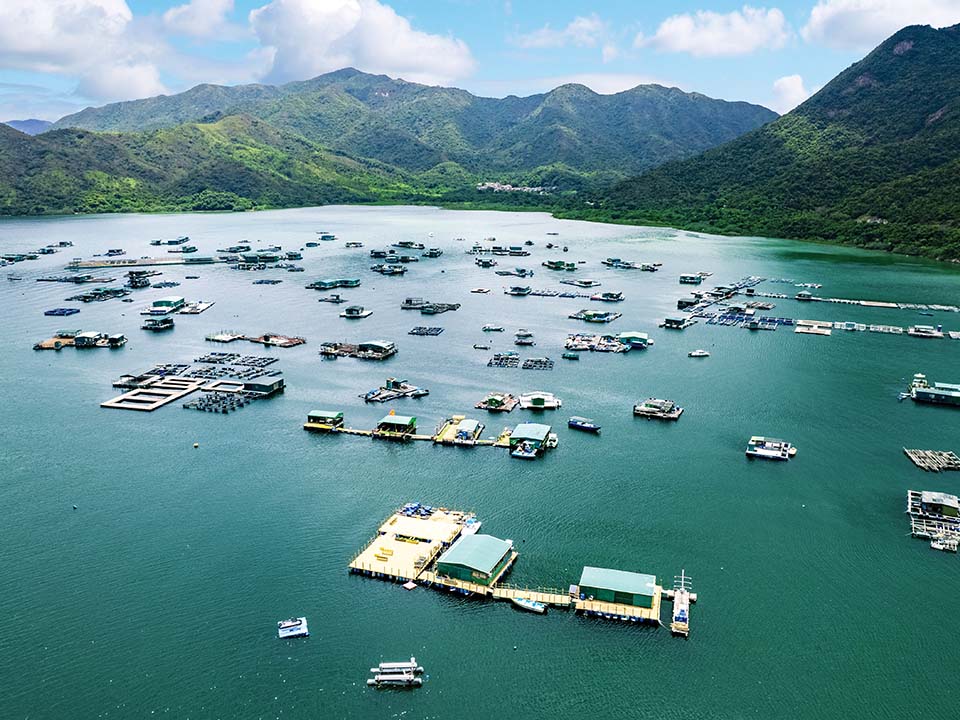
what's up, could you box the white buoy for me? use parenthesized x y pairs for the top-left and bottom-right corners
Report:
(193, 442), (199, 448)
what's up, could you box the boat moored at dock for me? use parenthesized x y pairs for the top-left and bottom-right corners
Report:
(512, 597), (547, 613)
(909, 373), (960, 406)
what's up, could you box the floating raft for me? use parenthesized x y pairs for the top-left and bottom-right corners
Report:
(409, 327), (444, 336)
(904, 448), (960, 472)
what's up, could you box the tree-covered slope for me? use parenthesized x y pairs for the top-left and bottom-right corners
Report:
(52, 68), (777, 177)
(0, 115), (416, 215)
(600, 24), (960, 260)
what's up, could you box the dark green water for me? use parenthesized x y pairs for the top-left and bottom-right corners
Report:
(2, 207), (959, 720)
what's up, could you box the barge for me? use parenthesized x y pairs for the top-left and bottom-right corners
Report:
(745, 436), (797, 460)
(633, 398), (683, 421)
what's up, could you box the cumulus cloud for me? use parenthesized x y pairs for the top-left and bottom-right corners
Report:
(470, 73), (682, 98)
(0, 0), (167, 102)
(163, 0), (235, 38)
(637, 5), (791, 57)
(770, 74), (812, 113)
(513, 14), (607, 49)
(802, 0), (960, 49)
(249, 0), (475, 85)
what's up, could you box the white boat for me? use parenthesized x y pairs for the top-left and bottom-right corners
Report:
(745, 436), (797, 461)
(367, 673), (422, 687)
(482, 324), (505, 332)
(277, 616), (309, 639)
(511, 597), (547, 614)
(370, 657), (424, 674)
(688, 349), (710, 358)
(515, 328), (534, 338)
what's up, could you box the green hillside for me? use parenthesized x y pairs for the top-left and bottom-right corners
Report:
(597, 24), (960, 261)
(52, 68), (777, 178)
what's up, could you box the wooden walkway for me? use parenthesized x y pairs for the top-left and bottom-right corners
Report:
(904, 448), (960, 472)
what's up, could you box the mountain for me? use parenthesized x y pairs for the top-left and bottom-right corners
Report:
(600, 24), (960, 261)
(52, 68), (777, 177)
(3, 119), (52, 135)
(0, 115), (414, 216)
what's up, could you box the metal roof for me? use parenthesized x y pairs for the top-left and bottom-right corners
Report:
(579, 566), (657, 597)
(511, 423), (551, 442)
(308, 410), (343, 419)
(921, 491), (959, 508)
(379, 415), (416, 425)
(438, 534), (512, 574)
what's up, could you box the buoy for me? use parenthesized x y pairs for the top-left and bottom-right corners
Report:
(72, 505), (78, 510)
(193, 442), (199, 448)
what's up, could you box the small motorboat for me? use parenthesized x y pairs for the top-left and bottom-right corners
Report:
(688, 349), (710, 358)
(515, 329), (533, 338)
(562, 352), (579, 360)
(511, 441), (539, 459)
(473, 344), (491, 350)
(568, 416), (601, 433)
(511, 597), (547, 614)
(277, 616), (309, 639)
(482, 324), (504, 332)
(514, 338), (536, 346)
(471, 288), (491, 294)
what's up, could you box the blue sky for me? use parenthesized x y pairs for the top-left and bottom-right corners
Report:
(2, 0), (959, 121)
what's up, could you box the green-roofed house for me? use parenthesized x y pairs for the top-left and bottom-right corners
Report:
(304, 410), (344, 432)
(436, 534), (515, 586)
(508, 423), (552, 449)
(375, 414), (417, 439)
(578, 566), (659, 608)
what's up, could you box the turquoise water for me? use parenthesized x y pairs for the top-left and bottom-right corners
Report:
(1, 206), (959, 719)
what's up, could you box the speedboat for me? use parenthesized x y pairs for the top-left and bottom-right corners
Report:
(277, 617), (309, 639)
(515, 329), (534, 338)
(482, 324), (504, 332)
(688, 349), (710, 358)
(568, 416), (601, 433)
(471, 288), (491, 294)
(512, 597), (547, 614)
(473, 344), (491, 350)
(511, 441), (539, 459)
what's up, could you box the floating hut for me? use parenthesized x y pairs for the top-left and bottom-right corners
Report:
(304, 410), (345, 431)
(374, 414), (418, 441)
(436, 535), (516, 586)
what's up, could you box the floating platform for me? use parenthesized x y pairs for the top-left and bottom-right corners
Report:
(67, 257), (222, 269)
(246, 333), (305, 348)
(904, 448), (960, 472)
(101, 376), (203, 411)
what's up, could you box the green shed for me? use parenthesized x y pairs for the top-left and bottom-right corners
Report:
(578, 566), (658, 608)
(436, 534), (514, 586)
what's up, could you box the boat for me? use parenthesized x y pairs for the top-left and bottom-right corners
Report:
(277, 617), (309, 639)
(515, 329), (533, 338)
(473, 344), (491, 350)
(393, 240), (425, 250)
(367, 673), (423, 688)
(745, 436), (797, 461)
(669, 570), (696, 637)
(688, 349), (710, 358)
(511, 441), (539, 459)
(568, 416), (601, 433)
(370, 658), (424, 675)
(633, 398), (683, 420)
(908, 373), (960, 406)
(511, 597), (547, 614)
(482, 324), (505, 332)
(345, 241), (364, 248)
(930, 536), (959, 553)
(514, 337), (536, 346)
(907, 324), (945, 339)
(562, 352), (579, 360)
(471, 288), (491, 294)
(142, 317), (174, 331)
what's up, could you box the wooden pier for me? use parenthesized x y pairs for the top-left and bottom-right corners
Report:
(101, 376), (203, 411)
(904, 448), (960, 472)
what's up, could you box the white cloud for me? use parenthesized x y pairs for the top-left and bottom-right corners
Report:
(770, 74), (811, 113)
(469, 73), (683, 98)
(0, 0), (168, 103)
(802, 0), (960, 49)
(638, 6), (791, 57)
(77, 63), (167, 102)
(513, 13), (607, 49)
(601, 43), (620, 63)
(163, 0), (235, 38)
(250, 0), (475, 85)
